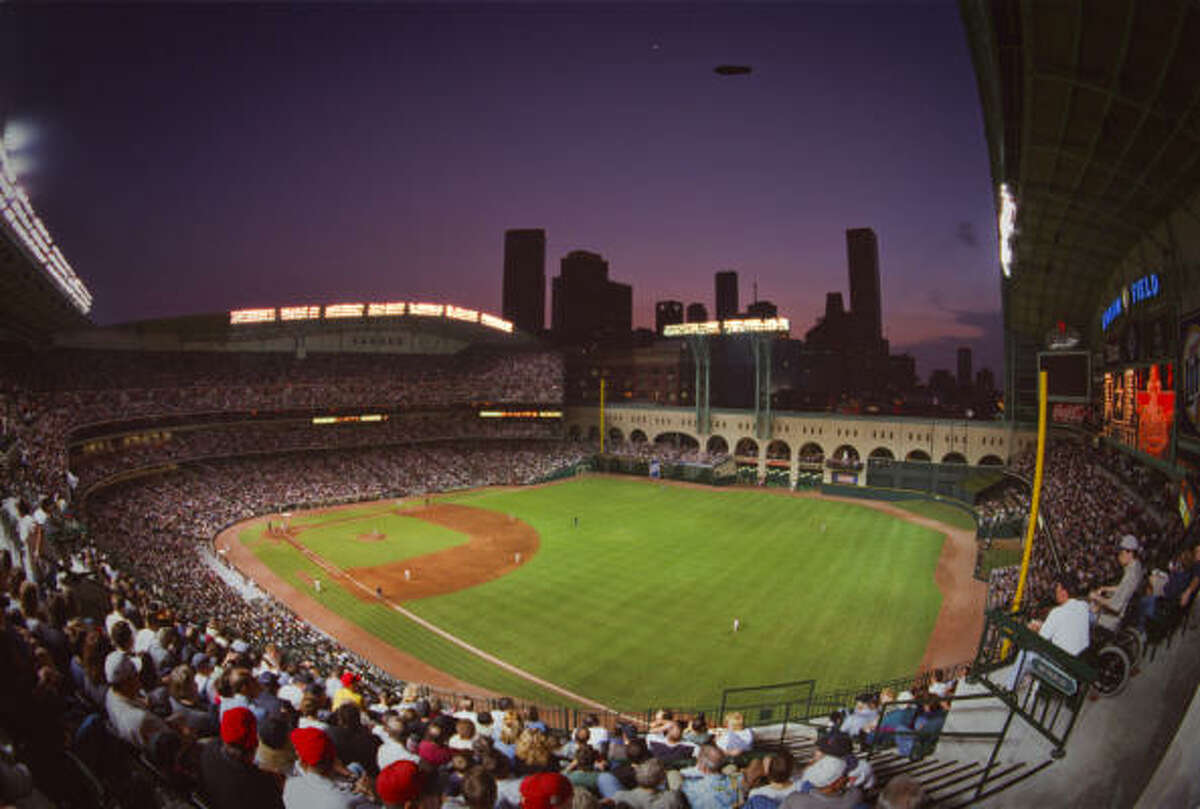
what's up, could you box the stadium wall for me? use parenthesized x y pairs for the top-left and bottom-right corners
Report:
(568, 404), (1035, 484)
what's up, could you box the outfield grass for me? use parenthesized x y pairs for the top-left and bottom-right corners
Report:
(890, 499), (978, 532)
(246, 478), (948, 712)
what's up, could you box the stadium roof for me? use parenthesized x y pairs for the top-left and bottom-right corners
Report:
(962, 0), (1200, 339)
(52, 306), (534, 354)
(0, 225), (91, 344)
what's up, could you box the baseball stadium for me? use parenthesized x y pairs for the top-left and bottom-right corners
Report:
(3, 3), (1200, 809)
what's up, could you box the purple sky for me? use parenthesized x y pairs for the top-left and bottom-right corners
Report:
(2, 2), (1002, 380)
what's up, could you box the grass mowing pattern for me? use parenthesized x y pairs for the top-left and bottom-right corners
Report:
(245, 479), (946, 711)
(889, 499), (978, 532)
(421, 479), (945, 710)
(239, 526), (580, 707)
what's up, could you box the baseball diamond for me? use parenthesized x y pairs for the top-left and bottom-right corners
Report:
(223, 475), (983, 711)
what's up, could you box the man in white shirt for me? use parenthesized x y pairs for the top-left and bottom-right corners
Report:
(1006, 576), (1091, 690)
(105, 652), (169, 748)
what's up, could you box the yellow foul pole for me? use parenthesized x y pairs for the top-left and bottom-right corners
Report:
(1011, 369), (1048, 614)
(599, 377), (606, 454)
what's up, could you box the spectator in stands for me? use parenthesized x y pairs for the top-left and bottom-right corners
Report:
(714, 712), (754, 757)
(648, 720), (697, 764)
(520, 772), (573, 809)
(328, 702), (382, 777)
(1090, 535), (1145, 632)
(783, 734), (861, 808)
(678, 744), (741, 809)
(838, 695), (878, 741)
(376, 760), (426, 809)
(608, 758), (685, 809)
(284, 726), (374, 808)
(168, 663), (218, 736)
(746, 750), (800, 802)
(449, 717), (477, 751)
(104, 651), (169, 748)
(563, 743), (602, 794)
(334, 670), (365, 711)
(1006, 575), (1092, 690)
(515, 727), (559, 774)
(197, 706), (284, 809)
(255, 712), (298, 783)
(683, 713), (712, 746)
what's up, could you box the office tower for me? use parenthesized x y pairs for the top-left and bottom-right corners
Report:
(551, 250), (632, 345)
(502, 229), (546, 334)
(686, 302), (708, 323)
(746, 300), (778, 318)
(655, 300), (684, 335)
(957, 346), (973, 389)
(846, 228), (882, 342)
(715, 270), (738, 320)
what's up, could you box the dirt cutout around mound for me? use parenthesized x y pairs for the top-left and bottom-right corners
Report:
(344, 504), (538, 601)
(220, 479), (984, 701)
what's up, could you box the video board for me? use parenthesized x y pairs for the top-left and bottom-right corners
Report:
(1101, 363), (1175, 460)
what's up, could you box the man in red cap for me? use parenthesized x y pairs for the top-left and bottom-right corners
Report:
(376, 760), (425, 809)
(521, 772), (573, 809)
(197, 706), (284, 809)
(284, 725), (375, 808)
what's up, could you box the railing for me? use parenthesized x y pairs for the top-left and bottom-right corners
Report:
(968, 609), (1096, 757)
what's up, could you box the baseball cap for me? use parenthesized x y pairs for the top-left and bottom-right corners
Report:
(341, 670), (360, 687)
(191, 652), (211, 669)
(291, 727), (335, 767)
(520, 773), (573, 809)
(376, 760), (423, 805)
(1119, 535), (1140, 552)
(220, 706), (258, 752)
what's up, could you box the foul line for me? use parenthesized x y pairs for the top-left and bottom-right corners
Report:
(274, 529), (633, 718)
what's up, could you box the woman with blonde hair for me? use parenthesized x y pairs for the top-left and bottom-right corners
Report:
(495, 711), (523, 761)
(514, 727), (558, 775)
(714, 712), (754, 756)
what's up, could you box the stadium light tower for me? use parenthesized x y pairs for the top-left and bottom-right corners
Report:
(665, 317), (789, 440)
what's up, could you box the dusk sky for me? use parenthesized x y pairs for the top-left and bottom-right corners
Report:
(2, 2), (1003, 380)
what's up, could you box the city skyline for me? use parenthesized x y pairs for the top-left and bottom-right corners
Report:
(1, 3), (1003, 378)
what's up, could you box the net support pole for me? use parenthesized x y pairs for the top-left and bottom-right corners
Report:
(1011, 369), (1048, 615)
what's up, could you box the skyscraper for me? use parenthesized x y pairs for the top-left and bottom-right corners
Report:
(502, 229), (546, 334)
(846, 228), (882, 342)
(655, 300), (684, 335)
(551, 250), (631, 345)
(957, 346), (973, 389)
(715, 270), (738, 320)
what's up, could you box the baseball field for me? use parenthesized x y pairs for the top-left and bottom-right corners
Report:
(227, 476), (967, 712)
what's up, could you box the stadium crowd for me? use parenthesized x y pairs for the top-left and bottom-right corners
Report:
(2, 347), (565, 499)
(70, 415), (562, 492)
(985, 438), (1191, 612)
(1, 429), (938, 808)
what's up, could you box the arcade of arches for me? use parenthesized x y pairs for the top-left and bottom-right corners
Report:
(567, 405), (1035, 487)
